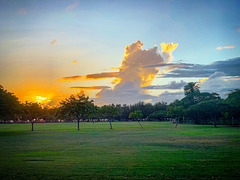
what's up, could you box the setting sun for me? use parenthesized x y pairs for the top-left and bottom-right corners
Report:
(33, 96), (49, 104)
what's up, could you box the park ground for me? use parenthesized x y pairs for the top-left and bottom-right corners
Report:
(0, 122), (239, 179)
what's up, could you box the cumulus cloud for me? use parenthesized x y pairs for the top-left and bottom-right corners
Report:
(216, 46), (235, 50)
(59, 41), (178, 104)
(96, 82), (155, 104)
(151, 91), (184, 104)
(199, 72), (240, 97)
(50, 39), (56, 45)
(142, 80), (186, 90)
(95, 40), (178, 104)
(161, 43), (178, 62)
(66, 2), (79, 11)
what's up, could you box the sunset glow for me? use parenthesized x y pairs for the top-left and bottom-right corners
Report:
(0, 0), (239, 105)
(33, 96), (50, 104)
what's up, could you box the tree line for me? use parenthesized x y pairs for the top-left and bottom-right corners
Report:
(0, 83), (239, 130)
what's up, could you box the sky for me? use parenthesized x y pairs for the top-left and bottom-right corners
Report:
(0, 0), (239, 106)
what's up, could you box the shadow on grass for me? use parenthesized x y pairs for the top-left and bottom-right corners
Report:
(0, 131), (28, 137)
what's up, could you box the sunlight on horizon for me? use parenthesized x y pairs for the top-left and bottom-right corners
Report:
(33, 96), (50, 104)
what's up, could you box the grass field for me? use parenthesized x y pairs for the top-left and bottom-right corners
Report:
(0, 122), (239, 179)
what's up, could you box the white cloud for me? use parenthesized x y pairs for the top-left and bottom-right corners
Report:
(199, 72), (240, 97)
(152, 91), (184, 104)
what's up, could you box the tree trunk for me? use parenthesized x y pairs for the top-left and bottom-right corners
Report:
(109, 119), (112, 129)
(31, 122), (34, 131)
(77, 119), (80, 130)
(137, 119), (143, 128)
(213, 117), (217, 128)
(175, 118), (179, 128)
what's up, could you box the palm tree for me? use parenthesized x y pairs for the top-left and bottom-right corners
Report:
(184, 82), (200, 96)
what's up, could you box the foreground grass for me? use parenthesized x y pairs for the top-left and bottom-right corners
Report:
(0, 122), (239, 179)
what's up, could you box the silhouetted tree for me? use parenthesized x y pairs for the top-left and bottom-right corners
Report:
(184, 82), (200, 96)
(23, 102), (43, 131)
(0, 85), (21, 122)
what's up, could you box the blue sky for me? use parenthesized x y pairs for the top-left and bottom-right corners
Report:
(0, 0), (239, 105)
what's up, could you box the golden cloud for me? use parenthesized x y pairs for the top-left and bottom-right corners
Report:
(58, 72), (118, 82)
(70, 86), (111, 90)
(50, 39), (56, 45)
(58, 75), (82, 81)
(85, 72), (118, 79)
(161, 43), (178, 53)
(216, 46), (235, 50)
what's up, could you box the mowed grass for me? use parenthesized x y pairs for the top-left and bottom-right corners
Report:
(0, 122), (239, 179)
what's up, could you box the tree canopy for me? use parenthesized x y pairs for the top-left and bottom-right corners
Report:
(184, 82), (200, 96)
(99, 104), (119, 129)
(129, 110), (143, 120)
(0, 84), (239, 128)
(57, 93), (95, 130)
(0, 85), (21, 121)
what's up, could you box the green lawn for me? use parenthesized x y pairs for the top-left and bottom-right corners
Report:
(0, 122), (239, 179)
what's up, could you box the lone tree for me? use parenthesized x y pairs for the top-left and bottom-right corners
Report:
(167, 105), (185, 128)
(129, 110), (143, 128)
(184, 82), (200, 96)
(57, 93), (95, 130)
(23, 102), (43, 131)
(99, 104), (119, 129)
